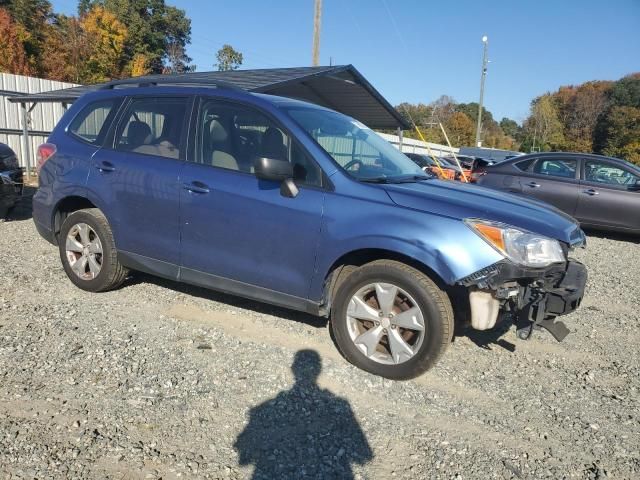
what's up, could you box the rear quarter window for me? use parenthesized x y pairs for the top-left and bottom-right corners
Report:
(514, 158), (535, 171)
(68, 99), (118, 145)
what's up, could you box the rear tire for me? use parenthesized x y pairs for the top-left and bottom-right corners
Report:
(331, 260), (453, 380)
(58, 208), (128, 292)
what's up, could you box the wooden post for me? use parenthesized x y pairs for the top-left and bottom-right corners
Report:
(312, 0), (322, 66)
(397, 127), (403, 151)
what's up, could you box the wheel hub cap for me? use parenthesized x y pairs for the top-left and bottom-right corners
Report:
(65, 222), (103, 281)
(345, 282), (426, 365)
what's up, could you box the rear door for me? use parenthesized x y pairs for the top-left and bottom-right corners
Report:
(575, 158), (640, 231)
(517, 156), (580, 215)
(87, 96), (192, 269)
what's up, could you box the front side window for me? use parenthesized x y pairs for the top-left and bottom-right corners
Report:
(584, 160), (639, 186)
(194, 100), (322, 187)
(114, 97), (188, 159)
(68, 99), (117, 144)
(533, 158), (577, 179)
(285, 107), (425, 182)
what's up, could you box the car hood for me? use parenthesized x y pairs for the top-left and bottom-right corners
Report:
(383, 180), (583, 245)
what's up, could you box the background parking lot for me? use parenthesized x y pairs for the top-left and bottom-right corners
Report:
(1, 196), (639, 479)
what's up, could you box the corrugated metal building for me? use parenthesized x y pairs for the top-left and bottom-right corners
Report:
(0, 73), (77, 168)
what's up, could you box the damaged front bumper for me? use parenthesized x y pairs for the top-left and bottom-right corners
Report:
(459, 259), (588, 342)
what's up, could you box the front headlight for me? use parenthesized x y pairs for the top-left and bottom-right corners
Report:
(465, 219), (565, 268)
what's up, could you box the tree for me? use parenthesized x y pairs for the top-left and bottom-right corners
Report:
(81, 5), (127, 82)
(0, 0), (51, 74)
(444, 112), (474, 146)
(499, 118), (520, 138)
(40, 14), (91, 82)
(83, 0), (192, 74)
(215, 44), (243, 71)
(523, 95), (565, 151)
(609, 73), (640, 108)
(128, 52), (151, 77)
(163, 4), (192, 73)
(0, 8), (33, 75)
(598, 106), (640, 164)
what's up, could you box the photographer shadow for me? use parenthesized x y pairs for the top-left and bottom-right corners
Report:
(234, 350), (373, 479)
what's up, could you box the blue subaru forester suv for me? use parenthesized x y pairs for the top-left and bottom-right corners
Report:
(33, 78), (587, 379)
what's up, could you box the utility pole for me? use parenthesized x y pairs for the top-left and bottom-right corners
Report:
(312, 0), (322, 66)
(475, 35), (489, 147)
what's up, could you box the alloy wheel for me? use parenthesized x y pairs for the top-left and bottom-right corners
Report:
(346, 282), (426, 365)
(65, 223), (103, 280)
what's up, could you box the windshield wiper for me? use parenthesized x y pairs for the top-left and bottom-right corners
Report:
(358, 174), (433, 184)
(392, 174), (433, 183)
(358, 176), (392, 184)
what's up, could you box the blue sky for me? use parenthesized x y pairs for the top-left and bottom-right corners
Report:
(51, 0), (640, 123)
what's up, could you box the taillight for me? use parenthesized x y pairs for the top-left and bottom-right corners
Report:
(36, 143), (57, 173)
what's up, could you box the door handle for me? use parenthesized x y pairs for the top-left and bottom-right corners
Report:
(183, 181), (210, 194)
(96, 161), (115, 173)
(583, 189), (599, 196)
(526, 181), (540, 188)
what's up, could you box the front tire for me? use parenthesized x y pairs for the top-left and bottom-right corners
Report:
(331, 260), (454, 380)
(58, 208), (128, 292)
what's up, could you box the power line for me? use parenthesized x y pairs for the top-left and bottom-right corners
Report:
(381, 0), (408, 51)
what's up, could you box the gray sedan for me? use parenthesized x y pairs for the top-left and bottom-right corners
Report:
(477, 152), (640, 234)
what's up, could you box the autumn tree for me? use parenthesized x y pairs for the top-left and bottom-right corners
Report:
(81, 6), (127, 82)
(0, 7), (33, 75)
(81, 0), (192, 74)
(215, 44), (243, 71)
(444, 112), (474, 146)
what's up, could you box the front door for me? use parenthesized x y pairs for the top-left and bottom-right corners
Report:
(575, 158), (640, 231)
(180, 98), (325, 301)
(87, 96), (191, 267)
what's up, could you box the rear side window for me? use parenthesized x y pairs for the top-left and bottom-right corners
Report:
(114, 97), (189, 160)
(68, 99), (117, 144)
(533, 158), (577, 179)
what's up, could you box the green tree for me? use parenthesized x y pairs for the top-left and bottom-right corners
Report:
(215, 44), (243, 71)
(499, 118), (520, 138)
(609, 73), (640, 108)
(599, 106), (640, 164)
(523, 95), (565, 152)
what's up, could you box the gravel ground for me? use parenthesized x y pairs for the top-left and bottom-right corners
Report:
(1, 196), (639, 479)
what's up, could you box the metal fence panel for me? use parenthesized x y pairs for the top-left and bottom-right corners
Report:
(0, 73), (78, 167)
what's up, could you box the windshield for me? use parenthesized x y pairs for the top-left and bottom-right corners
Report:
(285, 107), (426, 182)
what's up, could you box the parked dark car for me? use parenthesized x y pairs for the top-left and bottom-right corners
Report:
(0, 142), (23, 218)
(477, 152), (640, 234)
(33, 79), (587, 379)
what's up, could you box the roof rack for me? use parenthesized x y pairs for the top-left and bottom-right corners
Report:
(99, 77), (243, 91)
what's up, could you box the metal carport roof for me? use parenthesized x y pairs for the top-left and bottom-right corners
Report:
(8, 65), (409, 130)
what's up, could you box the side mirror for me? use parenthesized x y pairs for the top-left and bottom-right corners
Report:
(254, 157), (298, 198)
(628, 179), (640, 192)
